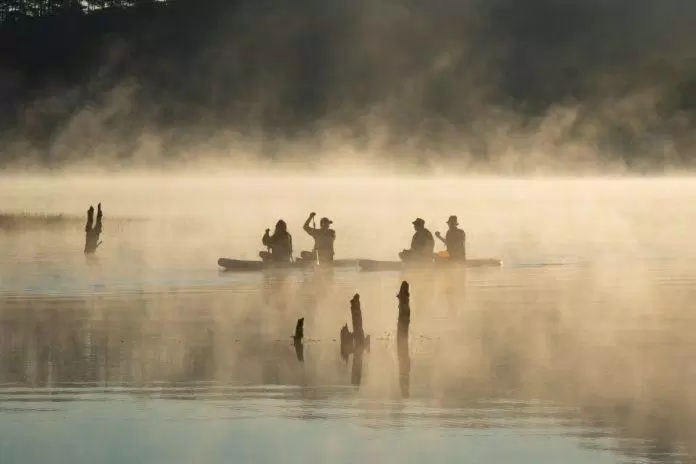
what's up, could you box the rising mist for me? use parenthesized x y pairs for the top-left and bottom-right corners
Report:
(0, 0), (695, 174)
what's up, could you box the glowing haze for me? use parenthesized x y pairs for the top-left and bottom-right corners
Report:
(0, 0), (695, 174)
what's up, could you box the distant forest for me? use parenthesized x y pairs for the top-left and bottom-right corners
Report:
(1, 0), (696, 169)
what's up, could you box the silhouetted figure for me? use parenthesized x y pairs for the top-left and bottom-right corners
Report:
(399, 218), (434, 262)
(301, 212), (335, 264)
(293, 318), (304, 362)
(435, 215), (466, 261)
(260, 220), (293, 263)
(84, 203), (103, 254)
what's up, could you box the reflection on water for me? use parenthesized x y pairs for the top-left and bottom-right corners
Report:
(0, 261), (695, 463)
(2, 177), (696, 463)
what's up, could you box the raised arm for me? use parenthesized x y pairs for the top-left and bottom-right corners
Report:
(303, 212), (316, 236)
(434, 231), (447, 245)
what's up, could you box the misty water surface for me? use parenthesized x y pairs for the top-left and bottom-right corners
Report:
(0, 176), (695, 463)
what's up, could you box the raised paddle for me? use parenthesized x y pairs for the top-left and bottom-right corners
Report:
(312, 213), (320, 265)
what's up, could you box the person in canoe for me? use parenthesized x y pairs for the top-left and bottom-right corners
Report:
(398, 217), (434, 262)
(260, 219), (293, 263)
(84, 203), (103, 255)
(435, 215), (466, 261)
(301, 212), (335, 264)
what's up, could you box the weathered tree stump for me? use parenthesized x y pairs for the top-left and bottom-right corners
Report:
(349, 294), (366, 386)
(340, 324), (352, 364)
(293, 318), (304, 362)
(338, 293), (370, 386)
(84, 203), (103, 255)
(397, 281), (411, 398)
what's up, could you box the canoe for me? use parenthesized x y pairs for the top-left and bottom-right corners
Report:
(218, 257), (359, 272)
(358, 258), (503, 272)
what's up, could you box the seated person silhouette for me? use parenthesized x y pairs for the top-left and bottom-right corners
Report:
(300, 212), (335, 264)
(398, 217), (434, 262)
(260, 219), (293, 263)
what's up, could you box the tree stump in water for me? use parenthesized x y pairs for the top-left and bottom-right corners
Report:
(339, 323), (352, 364)
(339, 294), (370, 386)
(293, 318), (304, 362)
(350, 294), (367, 386)
(397, 281), (411, 398)
(84, 203), (103, 255)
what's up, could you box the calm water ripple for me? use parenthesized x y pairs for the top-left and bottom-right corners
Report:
(2, 178), (696, 463)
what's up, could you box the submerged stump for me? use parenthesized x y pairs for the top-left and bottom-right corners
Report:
(293, 318), (304, 362)
(339, 294), (370, 386)
(339, 324), (352, 364)
(397, 281), (411, 398)
(350, 294), (366, 386)
(84, 203), (103, 255)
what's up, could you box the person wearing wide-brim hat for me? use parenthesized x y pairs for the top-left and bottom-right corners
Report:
(435, 215), (466, 261)
(301, 212), (336, 264)
(398, 217), (435, 262)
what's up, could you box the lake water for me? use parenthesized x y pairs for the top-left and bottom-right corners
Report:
(0, 175), (695, 463)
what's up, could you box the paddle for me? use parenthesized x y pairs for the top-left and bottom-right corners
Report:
(312, 214), (320, 265)
(289, 235), (294, 264)
(434, 231), (449, 259)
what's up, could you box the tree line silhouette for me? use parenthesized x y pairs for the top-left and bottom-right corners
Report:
(0, 0), (695, 168)
(1, 0), (164, 21)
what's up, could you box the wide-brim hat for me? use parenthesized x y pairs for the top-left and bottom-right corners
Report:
(412, 218), (425, 226)
(446, 215), (458, 225)
(320, 217), (333, 225)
